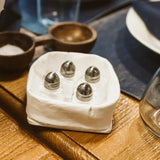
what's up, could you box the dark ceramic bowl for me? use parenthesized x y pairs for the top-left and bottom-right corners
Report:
(0, 32), (35, 72)
(49, 22), (97, 53)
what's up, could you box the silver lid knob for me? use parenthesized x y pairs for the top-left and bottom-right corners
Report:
(60, 60), (76, 78)
(76, 82), (92, 101)
(85, 66), (100, 83)
(44, 72), (60, 90)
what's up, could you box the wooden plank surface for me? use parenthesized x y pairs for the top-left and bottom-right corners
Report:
(0, 107), (62, 160)
(0, 29), (160, 160)
(0, 60), (160, 160)
(0, 73), (98, 160)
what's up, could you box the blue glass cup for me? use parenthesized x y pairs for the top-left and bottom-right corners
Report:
(37, 0), (81, 27)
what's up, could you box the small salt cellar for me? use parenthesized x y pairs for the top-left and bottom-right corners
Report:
(60, 60), (76, 78)
(44, 72), (60, 90)
(76, 82), (93, 102)
(85, 66), (100, 83)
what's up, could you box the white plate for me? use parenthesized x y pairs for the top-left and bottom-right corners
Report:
(126, 7), (160, 55)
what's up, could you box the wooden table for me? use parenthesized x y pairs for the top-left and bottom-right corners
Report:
(0, 44), (160, 160)
(0, 16), (160, 160)
(0, 106), (62, 160)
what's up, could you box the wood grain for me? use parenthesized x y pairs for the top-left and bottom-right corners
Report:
(0, 29), (160, 160)
(0, 79), (97, 160)
(0, 107), (62, 160)
(0, 65), (160, 160)
(61, 95), (160, 160)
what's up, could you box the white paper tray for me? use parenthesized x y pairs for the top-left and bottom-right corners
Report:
(26, 51), (120, 133)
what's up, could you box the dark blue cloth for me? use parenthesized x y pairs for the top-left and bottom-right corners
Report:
(0, 0), (21, 31)
(91, 8), (160, 100)
(133, 0), (160, 40)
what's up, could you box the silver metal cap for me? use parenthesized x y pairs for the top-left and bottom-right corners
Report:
(44, 72), (60, 90)
(85, 66), (100, 83)
(76, 82), (92, 101)
(60, 60), (76, 78)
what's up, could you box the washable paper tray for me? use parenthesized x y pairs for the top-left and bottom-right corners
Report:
(26, 51), (120, 133)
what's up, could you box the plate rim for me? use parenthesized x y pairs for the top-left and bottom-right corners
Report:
(126, 7), (160, 55)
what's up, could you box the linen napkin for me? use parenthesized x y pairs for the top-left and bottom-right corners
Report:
(133, 0), (160, 40)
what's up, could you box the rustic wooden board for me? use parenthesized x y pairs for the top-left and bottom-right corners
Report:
(0, 61), (160, 160)
(0, 33), (97, 159)
(0, 107), (62, 160)
(0, 28), (160, 160)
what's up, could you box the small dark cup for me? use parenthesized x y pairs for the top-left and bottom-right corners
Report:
(49, 22), (97, 53)
(0, 31), (53, 72)
(0, 32), (35, 72)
